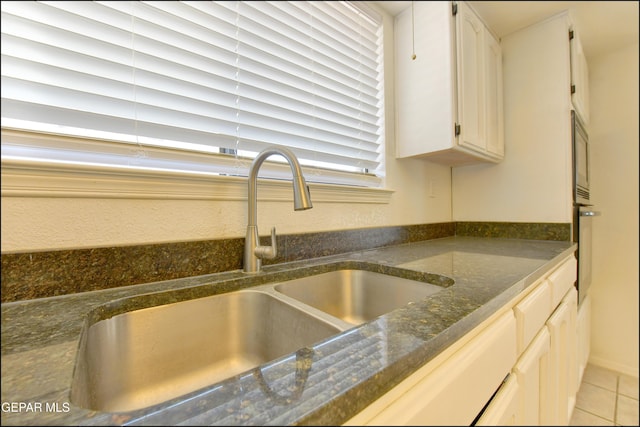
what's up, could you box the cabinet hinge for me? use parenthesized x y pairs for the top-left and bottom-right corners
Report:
(569, 30), (574, 41)
(452, 2), (458, 16)
(571, 84), (576, 94)
(455, 123), (461, 136)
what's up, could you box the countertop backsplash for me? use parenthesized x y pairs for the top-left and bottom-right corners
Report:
(0, 221), (570, 303)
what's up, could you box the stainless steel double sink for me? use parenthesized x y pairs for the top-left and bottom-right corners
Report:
(70, 269), (448, 413)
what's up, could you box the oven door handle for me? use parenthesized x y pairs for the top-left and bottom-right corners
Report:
(580, 210), (601, 217)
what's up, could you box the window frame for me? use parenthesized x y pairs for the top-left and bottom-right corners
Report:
(1, 128), (393, 203)
(1, 1), (390, 200)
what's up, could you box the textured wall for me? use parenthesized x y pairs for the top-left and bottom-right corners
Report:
(588, 42), (639, 377)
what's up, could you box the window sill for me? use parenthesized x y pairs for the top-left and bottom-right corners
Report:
(1, 157), (394, 204)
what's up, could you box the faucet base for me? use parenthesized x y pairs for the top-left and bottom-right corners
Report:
(243, 225), (262, 274)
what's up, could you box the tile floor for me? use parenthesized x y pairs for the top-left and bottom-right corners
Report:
(570, 363), (639, 426)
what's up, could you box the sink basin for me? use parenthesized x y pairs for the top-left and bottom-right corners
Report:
(70, 267), (448, 413)
(274, 269), (443, 325)
(70, 290), (342, 413)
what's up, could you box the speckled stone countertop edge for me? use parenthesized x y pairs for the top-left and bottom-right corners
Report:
(0, 237), (577, 426)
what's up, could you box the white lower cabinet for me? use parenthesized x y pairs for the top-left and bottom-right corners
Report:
(343, 255), (579, 426)
(547, 287), (578, 424)
(485, 256), (578, 426)
(576, 292), (592, 385)
(478, 288), (578, 426)
(513, 326), (552, 425)
(475, 373), (521, 425)
(344, 310), (517, 426)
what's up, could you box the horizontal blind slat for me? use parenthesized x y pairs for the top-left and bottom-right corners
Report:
(1, 0), (384, 183)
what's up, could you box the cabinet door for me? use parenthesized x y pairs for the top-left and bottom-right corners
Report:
(570, 29), (590, 124)
(394, 1), (455, 159)
(576, 293), (591, 385)
(513, 326), (552, 425)
(546, 287), (577, 425)
(456, 1), (485, 153)
(475, 373), (522, 425)
(484, 28), (504, 158)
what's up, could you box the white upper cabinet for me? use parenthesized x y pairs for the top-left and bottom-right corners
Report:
(484, 26), (505, 158)
(570, 28), (590, 124)
(395, 1), (504, 165)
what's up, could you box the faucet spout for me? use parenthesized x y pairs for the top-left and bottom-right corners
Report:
(244, 146), (312, 274)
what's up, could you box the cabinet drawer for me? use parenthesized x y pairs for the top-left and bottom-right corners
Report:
(475, 373), (521, 426)
(355, 311), (517, 425)
(548, 257), (577, 309)
(513, 280), (552, 356)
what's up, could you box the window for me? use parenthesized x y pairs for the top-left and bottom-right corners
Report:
(1, 1), (385, 189)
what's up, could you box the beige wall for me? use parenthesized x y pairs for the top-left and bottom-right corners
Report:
(0, 6), (453, 253)
(588, 42), (639, 377)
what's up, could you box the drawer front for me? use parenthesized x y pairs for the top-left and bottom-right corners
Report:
(361, 311), (517, 426)
(513, 280), (552, 356)
(548, 257), (577, 309)
(475, 373), (521, 426)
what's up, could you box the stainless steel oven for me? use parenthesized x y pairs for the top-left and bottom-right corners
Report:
(573, 205), (599, 306)
(572, 110), (590, 205)
(572, 110), (599, 306)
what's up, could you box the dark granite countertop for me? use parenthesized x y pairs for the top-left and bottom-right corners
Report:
(1, 236), (576, 426)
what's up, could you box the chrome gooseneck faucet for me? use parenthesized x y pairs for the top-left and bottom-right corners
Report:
(244, 146), (312, 274)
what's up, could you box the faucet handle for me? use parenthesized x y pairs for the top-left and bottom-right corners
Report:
(254, 226), (277, 260)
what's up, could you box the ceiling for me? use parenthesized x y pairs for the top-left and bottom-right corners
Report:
(373, 1), (639, 59)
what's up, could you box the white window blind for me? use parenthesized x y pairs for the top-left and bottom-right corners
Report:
(1, 1), (384, 187)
